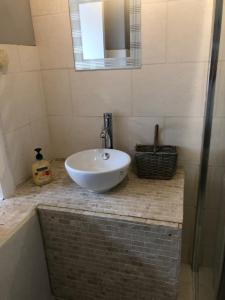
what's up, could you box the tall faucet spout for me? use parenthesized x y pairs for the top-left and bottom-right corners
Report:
(101, 113), (113, 149)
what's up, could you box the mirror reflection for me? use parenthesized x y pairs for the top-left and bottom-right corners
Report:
(79, 0), (130, 60)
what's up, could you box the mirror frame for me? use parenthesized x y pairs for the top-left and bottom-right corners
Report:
(69, 0), (141, 71)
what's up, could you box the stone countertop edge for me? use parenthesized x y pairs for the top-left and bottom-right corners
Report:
(0, 160), (184, 247)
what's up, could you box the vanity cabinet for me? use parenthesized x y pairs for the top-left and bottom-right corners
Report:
(39, 206), (182, 300)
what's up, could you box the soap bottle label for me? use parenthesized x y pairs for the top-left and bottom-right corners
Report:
(34, 166), (51, 185)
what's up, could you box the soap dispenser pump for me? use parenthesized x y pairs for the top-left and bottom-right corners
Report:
(32, 148), (52, 186)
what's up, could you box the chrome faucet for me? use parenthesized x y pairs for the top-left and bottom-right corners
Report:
(100, 113), (113, 149)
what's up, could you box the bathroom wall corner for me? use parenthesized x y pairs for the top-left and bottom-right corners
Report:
(0, 124), (15, 200)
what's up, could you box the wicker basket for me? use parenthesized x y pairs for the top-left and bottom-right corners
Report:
(135, 125), (177, 179)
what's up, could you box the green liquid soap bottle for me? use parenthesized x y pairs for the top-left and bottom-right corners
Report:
(32, 148), (52, 186)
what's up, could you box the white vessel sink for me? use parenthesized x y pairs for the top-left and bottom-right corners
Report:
(65, 149), (131, 192)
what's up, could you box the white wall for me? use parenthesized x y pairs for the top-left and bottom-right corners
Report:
(0, 44), (51, 187)
(0, 212), (53, 300)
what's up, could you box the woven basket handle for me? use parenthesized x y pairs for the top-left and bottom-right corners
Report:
(154, 124), (159, 152)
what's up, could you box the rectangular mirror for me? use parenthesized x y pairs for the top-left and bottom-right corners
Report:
(69, 0), (141, 70)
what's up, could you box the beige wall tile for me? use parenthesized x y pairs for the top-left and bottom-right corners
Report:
(183, 163), (200, 207)
(164, 117), (203, 163)
(132, 63), (207, 117)
(42, 69), (72, 116)
(0, 72), (45, 133)
(30, 117), (52, 160)
(0, 124), (15, 198)
(22, 71), (46, 122)
(209, 117), (225, 166)
(71, 117), (103, 152)
(70, 69), (132, 117)
(115, 117), (164, 155)
(30, 0), (69, 16)
(33, 14), (74, 69)
(0, 44), (51, 188)
(5, 125), (33, 185)
(219, 2), (225, 61)
(18, 46), (40, 71)
(142, 0), (167, 3)
(0, 44), (21, 73)
(142, 2), (166, 64)
(205, 166), (225, 211)
(167, 0), (213, 62)
(48, 115), (73, 158)
(0, 73), (30, 133)
(214, 62), (225, 117)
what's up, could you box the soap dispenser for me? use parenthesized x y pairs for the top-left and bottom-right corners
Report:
(32, 148), (52, 186)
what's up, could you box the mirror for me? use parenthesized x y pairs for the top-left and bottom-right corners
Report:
(69, 0), (141, 70)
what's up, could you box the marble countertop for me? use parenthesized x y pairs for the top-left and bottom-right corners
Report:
(0, 160), (184, 246)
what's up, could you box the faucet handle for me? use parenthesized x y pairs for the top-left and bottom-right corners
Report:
(104, 112), (112, 118)
(100, 128), (106, 138)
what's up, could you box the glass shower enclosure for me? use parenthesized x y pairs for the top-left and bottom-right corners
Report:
(192, 0), (225, 299)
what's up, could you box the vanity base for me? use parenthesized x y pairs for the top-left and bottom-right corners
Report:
(38, 205), (182, 300)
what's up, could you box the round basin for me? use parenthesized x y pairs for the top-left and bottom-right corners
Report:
(65, 149), (131, 192)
